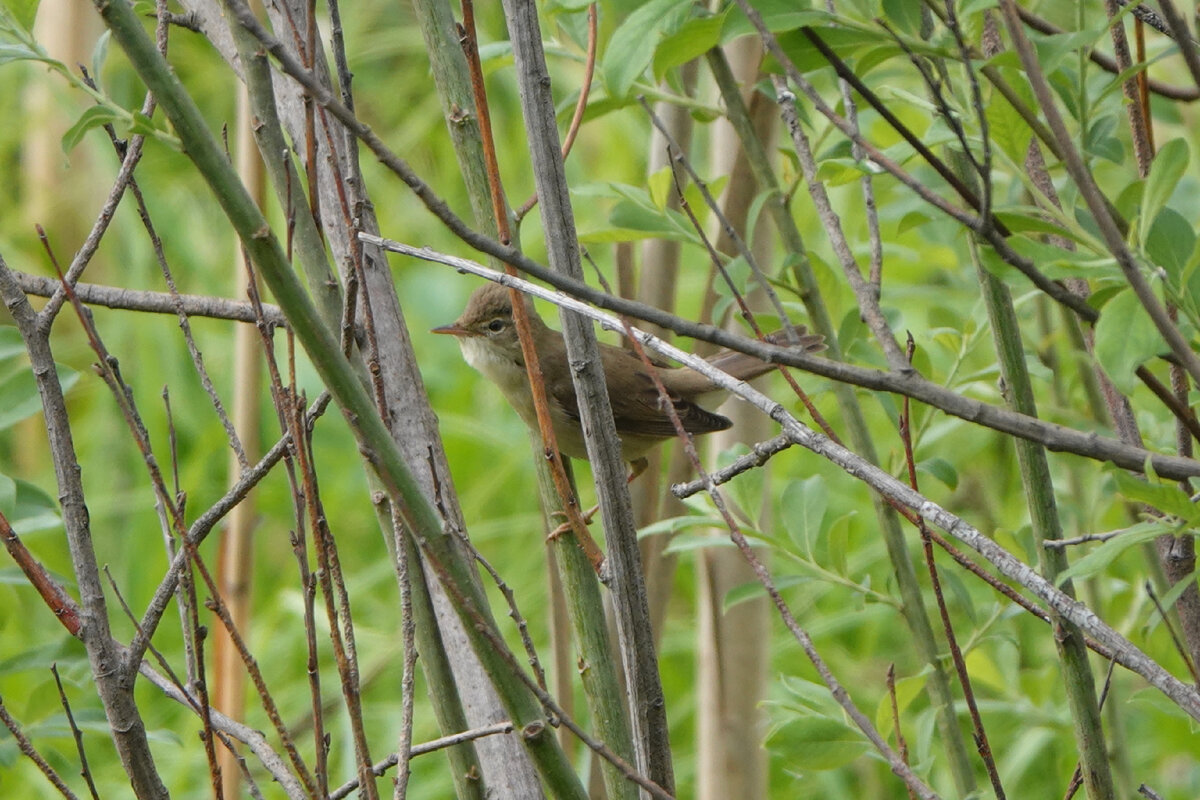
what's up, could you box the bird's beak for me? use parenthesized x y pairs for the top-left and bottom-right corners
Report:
(431, 322), (475, 337)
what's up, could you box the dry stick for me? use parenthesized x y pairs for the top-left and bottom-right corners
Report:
(588, 249), (938, 798)
(452, 525), (549, 692)
(899, 342), (1006, 800)
(459, 0), (604, 572)
(0, 256), (169, 798)
(671, 434), (793, 492)
(415, 540), (676, 800)
(134, 659), (308, 797)
(514, 2), (598, 222)
(770, 77), (907, 369)
(103, 566), (199, 721)
(0, 695), (80, 800)
(386, 504), (417, 800)
(2, 510), (309, 796)
(1014, 5), (1199, 100)
(328, 722), (517, 800)
(0, 516), (82, 635)
(415, 264), (1200, 717)
(637, 96), (799, 347)
(295, 421), (378, 800)
(640, 108), (835, 438)
(821, 0), (883, 291)
(884, 665), (916, 800)
(376, 238), (1200, 482)
(1155, 0), (1200, 89)
(999, 0), (1200, 389)
(13, 272), (287, 325)
(80, 71), (250, 470)
(45, 239), (230, 796)
(501, 1), (674, 790)
(50, 665), (101, 800)
(199, 564), (319, 794)
(280, 348), (330, 798)
(1145, 581), (1200, 685)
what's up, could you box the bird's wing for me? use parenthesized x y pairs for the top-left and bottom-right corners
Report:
(548, 344), (732, 438)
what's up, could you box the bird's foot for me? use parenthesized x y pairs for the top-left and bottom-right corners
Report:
(547, 504), (598, 540)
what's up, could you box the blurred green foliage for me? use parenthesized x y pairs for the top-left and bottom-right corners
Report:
(1, 0), (1200, 798)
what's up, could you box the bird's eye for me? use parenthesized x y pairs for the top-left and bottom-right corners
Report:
(487, 319), (506, 333)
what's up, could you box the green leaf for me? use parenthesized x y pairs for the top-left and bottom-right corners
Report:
(1033, 25), (1112, 77)
(881, 0), (923, 35)
(1092, 287), (1163, 394)
(1056, 521), (1174, 585)
(0, 361), (78, 431)
(605, 200), (698, 242)
(647, 166), (673, 210)
(1146, 207), (1196, 281)
(1149, 568), (1200, 633)
(8, 478), (60, 534)
(987, 87), (1035, 165)
(770, 716), (871, 770)
(917, 457), (958, 490)
(61, 104), (122, 154)
(1112, 470), (1200, 523)
(652, 9), (727, 82)
(813, 157), (875, 186)
(601, 0), (692, 100)
(0, 326), (26, 360)
(1141, 138), (1189, 250)
(662, 532), (737, 555)
(0, 474), (13, 516)
(721, 4), (830, 44)
(90, 29), (110, 83)
(1, 0), (39, 30)
(897, 209), (933, 235)
(781, 475), (827, 552)
(992, 209), (1078, 241)
(0, 39), (52, 66)
(723, 574), (809, 611)
(638, 513), (722, 538)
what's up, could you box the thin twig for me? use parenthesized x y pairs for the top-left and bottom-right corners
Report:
(51, 665), (102, 800)
(900, 338), (1005, 799)
(13, 271), (287, 325)
(329, 722), (516, 800)
(373, 239), (1200, 482)
(0, 696), (80, 800)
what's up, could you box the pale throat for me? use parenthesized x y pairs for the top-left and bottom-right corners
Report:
(455, 334), (595, 460)
(457, 336), (539, 424)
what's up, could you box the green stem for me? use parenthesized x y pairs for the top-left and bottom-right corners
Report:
(706, 45), (980, 797)
(94, 1), (586, 795)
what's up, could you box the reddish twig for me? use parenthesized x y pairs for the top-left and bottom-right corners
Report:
(900, 336), (1006, 800)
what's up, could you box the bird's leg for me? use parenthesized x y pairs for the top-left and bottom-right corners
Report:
(546, 507), (606, 573)
(551, 458), (649, 535)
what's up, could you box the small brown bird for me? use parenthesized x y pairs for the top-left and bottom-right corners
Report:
(432, 282), (823, 470)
